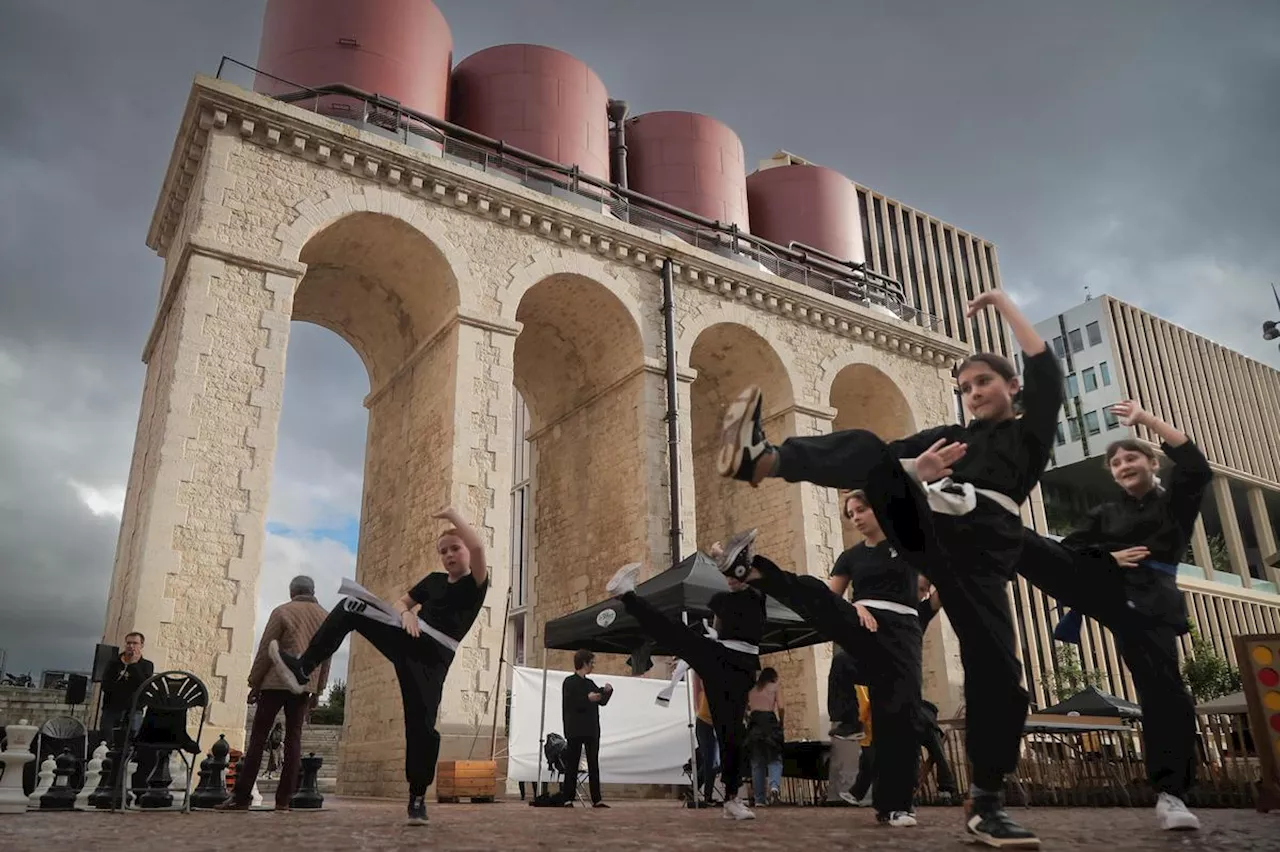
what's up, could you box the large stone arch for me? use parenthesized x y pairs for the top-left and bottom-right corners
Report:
(513, 272), (650, 674)
(677, 300), (804, 396)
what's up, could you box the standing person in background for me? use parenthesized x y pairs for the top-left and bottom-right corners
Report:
(219, 575), (329, 812)
(745, 667), (785, 807)
(98, 631), (156, 796)
(692, 671), (719, 805)
(560, 649), (613, 808)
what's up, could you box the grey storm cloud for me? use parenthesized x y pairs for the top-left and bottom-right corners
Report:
(1, 0), (1278, 681)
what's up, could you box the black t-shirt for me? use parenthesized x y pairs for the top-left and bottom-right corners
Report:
(101, 656), (155, 712)
(708, 588), (766, 645)
(830, 542), (918, 609)
(562, 673), (611, 738)
(407, 572), (490, 642)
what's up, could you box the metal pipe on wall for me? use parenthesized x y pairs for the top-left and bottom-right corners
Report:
(662, 259), (682, 569)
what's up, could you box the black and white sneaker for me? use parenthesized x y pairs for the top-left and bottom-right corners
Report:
(877, 810), (918, 827)
(267, 640), (310, 695)
(406, 794), (428, 826)
(713, 528), (758, 580)
(716, 386), (773, 483)
(966, 793), (1039, 848)
(606, 562), (642, 597)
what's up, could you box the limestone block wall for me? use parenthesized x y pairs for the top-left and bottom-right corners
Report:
(107, 76), (971, 798)
(0, 688), (91, 730)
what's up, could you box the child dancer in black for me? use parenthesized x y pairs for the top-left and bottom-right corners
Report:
(1014, 400), (1209, 832)
(603, 561), (764, 821)
(715, 291), (1061, 848)
(268, 507), (488, 827)
(711, 500), (924, 828)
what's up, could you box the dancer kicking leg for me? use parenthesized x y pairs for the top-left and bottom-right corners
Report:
(604, 561), (763, 820)
(268, 507), (489, 827)
(1015, 400), (1208, 832)
(714, 291), (1061, 848)
(712, 509), (923, 828)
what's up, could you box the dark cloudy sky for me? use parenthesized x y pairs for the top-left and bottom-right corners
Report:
(1, 1), (1277, 688)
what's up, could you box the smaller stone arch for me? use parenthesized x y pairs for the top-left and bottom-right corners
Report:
(677, 300), (804, 398)
(275, 184), (481, 313)
(500, 251), (659, 361)
(820, 349), (923, 439)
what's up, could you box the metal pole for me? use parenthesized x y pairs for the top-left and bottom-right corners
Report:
(535, 647), (549, 789)
(487, 585), (513, 760)
(662, 259), (683, 569)
(681, 610), (700, 809)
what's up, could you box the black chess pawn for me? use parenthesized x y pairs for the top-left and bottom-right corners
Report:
(289, 753), (324, 809)
(39, 750), (80, 810)
(137, 748), (174, 809)
(189, 735), (231, 809)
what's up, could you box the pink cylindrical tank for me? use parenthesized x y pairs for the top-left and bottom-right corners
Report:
(449, 44), (610, 181)
(625, 111), (750, 232)
(254, 0), (453, 118)
(746, 165), (864, 264)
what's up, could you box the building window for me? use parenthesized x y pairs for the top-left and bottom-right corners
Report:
(1082, 367), (1098, 392)
(1052, 336), (1065, 358)
(1055, 422), (1065, 446)
(1014, 353), (1022, 374)
(1086, 321), (1102, 346)
(1084, 410), (1101, 435)
(510, 392), (533, 610)
(1104, 407), (1121, 430)
(1068, 328), (1084, 353)
(1068, 417), (1080, 441)
(1099, 361), (1111, 386)
(1065, 374), (1080, 398)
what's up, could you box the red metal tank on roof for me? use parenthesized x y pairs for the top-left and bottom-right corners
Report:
(254, 0), (453, 119)
(746, 165), (864, 265)
(449, 44), (610, 181)
(625, 112), (750, 232)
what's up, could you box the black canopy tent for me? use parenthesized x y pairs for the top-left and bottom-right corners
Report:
(543, 552), (824, 656)
(531, 551), (827, 802)
(1035, 685), (1142, 720)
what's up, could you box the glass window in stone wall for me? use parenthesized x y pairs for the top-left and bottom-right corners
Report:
(1068, 417), (1081, 441)
(1055, 422), (1066, 446)
(1104, 407), (1120, 430)
(1069, 328), (1084, 353)
(1066, 373), (1080, 398)
(509, 392), (532, 609)
(1084, 410), (1101, 435)
(1086, 321), (1102, 346)
(1099, 361), (1111, 386)
(1083, 367), (1098, 392)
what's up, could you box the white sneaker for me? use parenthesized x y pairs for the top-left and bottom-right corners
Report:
(722, 798), (756, 820)
(606, 562), (642, 597)
(1155, 792), (1200, 831)
(884, 810), (918, 827)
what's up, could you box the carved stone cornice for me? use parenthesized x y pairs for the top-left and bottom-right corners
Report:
(150, 75), (972, 369)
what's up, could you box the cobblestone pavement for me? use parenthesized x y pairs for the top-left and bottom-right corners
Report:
(5, 799), (1279, 851)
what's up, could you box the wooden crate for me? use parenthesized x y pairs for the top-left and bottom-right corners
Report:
(435, 759), (497, 803)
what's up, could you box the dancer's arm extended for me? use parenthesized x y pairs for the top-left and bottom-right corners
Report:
(435, 506), (489, 586)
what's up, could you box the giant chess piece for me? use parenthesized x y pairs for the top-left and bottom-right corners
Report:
(89, 730), (128, 810)
(137, 748), (174, 809)
(168, 750), (189, 809)
(38, 750), (80, 811)
(0, 719), (37, 814)
(289, 753), (324, 809)
(189, 735), (231, 809)
(75, 742), (107, 810)
(27, 755), (55, 810)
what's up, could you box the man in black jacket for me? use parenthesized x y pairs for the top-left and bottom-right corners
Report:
(560, 649), (613, 807)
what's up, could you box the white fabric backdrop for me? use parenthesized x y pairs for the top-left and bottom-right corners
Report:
(507, 665), (693, 785)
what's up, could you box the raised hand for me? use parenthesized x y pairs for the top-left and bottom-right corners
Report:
(916, 439), (968, 482)
(1109, 400), (1148, 428)
(965, 290), (1011, 318)
(1110, 546), (1150, 568)
(432, 506), (461, 522)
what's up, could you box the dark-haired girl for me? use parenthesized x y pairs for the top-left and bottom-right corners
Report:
(745, 667), (785, 806)
(718, 489), (927, 828)
(1013, 400), (1210, 832)
(715, 290), (1061, 848)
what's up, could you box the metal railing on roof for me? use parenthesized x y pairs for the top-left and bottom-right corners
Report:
(214, 57), (941, 332)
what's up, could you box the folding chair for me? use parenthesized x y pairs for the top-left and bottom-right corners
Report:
(112, 670), (209, 813)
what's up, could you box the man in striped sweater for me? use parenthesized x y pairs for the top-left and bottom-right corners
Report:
(216, 575), (330, 811)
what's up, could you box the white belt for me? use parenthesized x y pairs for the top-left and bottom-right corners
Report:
(718, 638), (760, 656)
(900, 459), (1021, 517)
(856, 599), (919, 617)
(337, 578), (461, 653)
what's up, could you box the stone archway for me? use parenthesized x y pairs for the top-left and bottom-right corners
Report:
(513, 273), (648, 674)
(828, 363), (918, 549)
